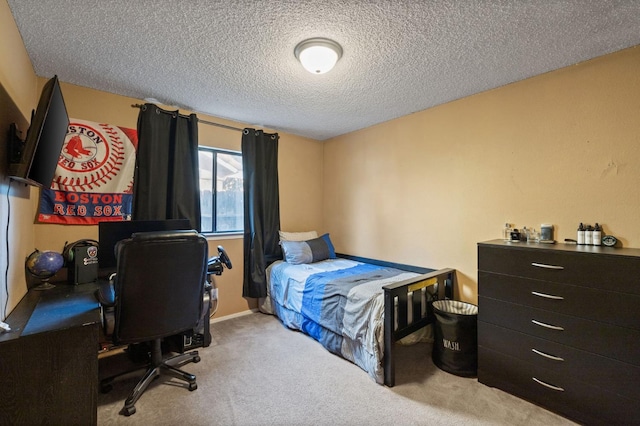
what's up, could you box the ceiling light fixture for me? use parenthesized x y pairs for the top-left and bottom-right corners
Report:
(294, 38), (343, 75)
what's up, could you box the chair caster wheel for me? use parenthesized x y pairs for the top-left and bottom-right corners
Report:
(100, 383), (113, 394)
(194, 355), (201, 363)
(123, 406), (136, 416)
(189, 383), (198, 391)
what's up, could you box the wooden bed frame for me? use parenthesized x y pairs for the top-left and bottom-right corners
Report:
(337, 254), (456, 387)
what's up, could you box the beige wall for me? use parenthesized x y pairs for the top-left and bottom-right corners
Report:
(323, 45), (640, 304)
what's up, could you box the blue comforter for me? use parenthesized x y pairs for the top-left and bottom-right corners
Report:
(261, 259), (418, 383)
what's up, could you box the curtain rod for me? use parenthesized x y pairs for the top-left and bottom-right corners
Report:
(131, 103), (243, 132)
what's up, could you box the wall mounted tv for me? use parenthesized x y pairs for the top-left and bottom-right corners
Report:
(7, 75), (69, 188)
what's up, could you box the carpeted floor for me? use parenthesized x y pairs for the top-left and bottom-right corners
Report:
(97, 312), (576, 425)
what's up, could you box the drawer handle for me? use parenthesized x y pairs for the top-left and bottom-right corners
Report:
(531, 291), (564, 300)
(531, 262), (564, 270)
(531, 319), (564, 331)
(532, 348), (565, 362)
(533, 377), (565, 392)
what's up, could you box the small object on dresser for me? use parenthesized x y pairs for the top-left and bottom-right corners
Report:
(602, 235), (618, 247)
(510, 229), (521, 242)
(585, 225), (594, 245)
(577, 223), (585, 245)
(593, 223), (602, 246)
(502, 223), (512, 241)
(540, 224), (554, 242)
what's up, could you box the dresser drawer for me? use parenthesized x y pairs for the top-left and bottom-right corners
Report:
(479, 321), (640, 400)
(478, 296), (640, 365)
(479, 271), (640, 331)
(478, 346), (639, 425)
(478, 245), (640, 295)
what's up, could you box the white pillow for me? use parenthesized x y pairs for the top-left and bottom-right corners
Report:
(279, 230), (318, 242)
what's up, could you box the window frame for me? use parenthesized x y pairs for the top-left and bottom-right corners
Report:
(198, 146), (243, 236)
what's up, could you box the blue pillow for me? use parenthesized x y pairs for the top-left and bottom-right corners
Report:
(281, 233), (336, 264)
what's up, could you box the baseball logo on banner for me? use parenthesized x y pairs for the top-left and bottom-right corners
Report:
(38, 119), (138, 225)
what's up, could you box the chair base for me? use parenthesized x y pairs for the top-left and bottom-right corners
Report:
(100, 340), (200, 416)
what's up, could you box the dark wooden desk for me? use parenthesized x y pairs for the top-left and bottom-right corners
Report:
(0, 282), (100, 425)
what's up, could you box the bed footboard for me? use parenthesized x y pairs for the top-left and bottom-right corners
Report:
(382, 268), (456, 387)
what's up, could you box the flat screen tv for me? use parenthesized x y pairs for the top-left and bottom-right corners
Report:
(8, 75), (69, 188)
(98, 219), (192, 275)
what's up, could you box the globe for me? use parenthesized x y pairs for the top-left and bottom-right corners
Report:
(26, 249), (64, 290)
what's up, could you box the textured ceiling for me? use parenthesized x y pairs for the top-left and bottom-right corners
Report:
(7, 0), (640, 141)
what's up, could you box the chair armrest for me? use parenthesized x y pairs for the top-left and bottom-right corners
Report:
(95, 280), (116, 307)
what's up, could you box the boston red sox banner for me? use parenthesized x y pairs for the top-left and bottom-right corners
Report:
(38, 119), (138, 224)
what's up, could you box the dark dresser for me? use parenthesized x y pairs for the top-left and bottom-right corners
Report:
(477, 239), (640, 425)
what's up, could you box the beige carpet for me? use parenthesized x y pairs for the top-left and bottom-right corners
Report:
(97, 312), (575, 425)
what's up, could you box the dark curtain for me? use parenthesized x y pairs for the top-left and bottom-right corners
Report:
(242, 128), (281, 298)
(133, 103), (201, 231)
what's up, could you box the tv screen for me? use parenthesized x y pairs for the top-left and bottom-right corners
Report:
(8, 75), (69, 188)
(98, 219), (192, 275)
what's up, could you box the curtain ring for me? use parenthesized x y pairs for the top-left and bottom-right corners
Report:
(243, 129), (249, 135)
(270, 134), (276, 140)
(141, 104), (147, 112)
(155, 107), (161, 115)
(172, 112), (177, 119)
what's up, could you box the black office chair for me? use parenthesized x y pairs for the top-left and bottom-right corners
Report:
(96, 230), (209, 416)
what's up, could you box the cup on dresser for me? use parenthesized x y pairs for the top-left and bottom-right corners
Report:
(527, 228), (540, 243)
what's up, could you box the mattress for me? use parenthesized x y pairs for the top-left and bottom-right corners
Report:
(259, 258), (419, 383)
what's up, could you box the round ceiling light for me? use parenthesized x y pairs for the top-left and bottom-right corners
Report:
(294, 38), (343, 74)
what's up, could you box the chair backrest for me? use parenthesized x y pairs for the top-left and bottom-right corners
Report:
(112, 230), (208, 344)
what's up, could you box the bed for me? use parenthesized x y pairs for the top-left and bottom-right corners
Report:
(258, 233), (455, 387)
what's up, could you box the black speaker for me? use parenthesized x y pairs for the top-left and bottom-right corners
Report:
(64, 240), (99, 285)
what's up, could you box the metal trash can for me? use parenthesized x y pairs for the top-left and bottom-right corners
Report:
(432, 300), (478, 377)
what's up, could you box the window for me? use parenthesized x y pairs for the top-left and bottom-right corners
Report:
(198, 147), (243, 233)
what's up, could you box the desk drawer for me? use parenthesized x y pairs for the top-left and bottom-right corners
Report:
(478, 296), (640, 365)
(479, 321), (640, 399)
(478, 271), (640, 330)
(478, 346), (639, 425)
(478, 246), (640, 295)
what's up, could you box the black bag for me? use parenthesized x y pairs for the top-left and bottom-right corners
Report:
(432, 300), (478, 377)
